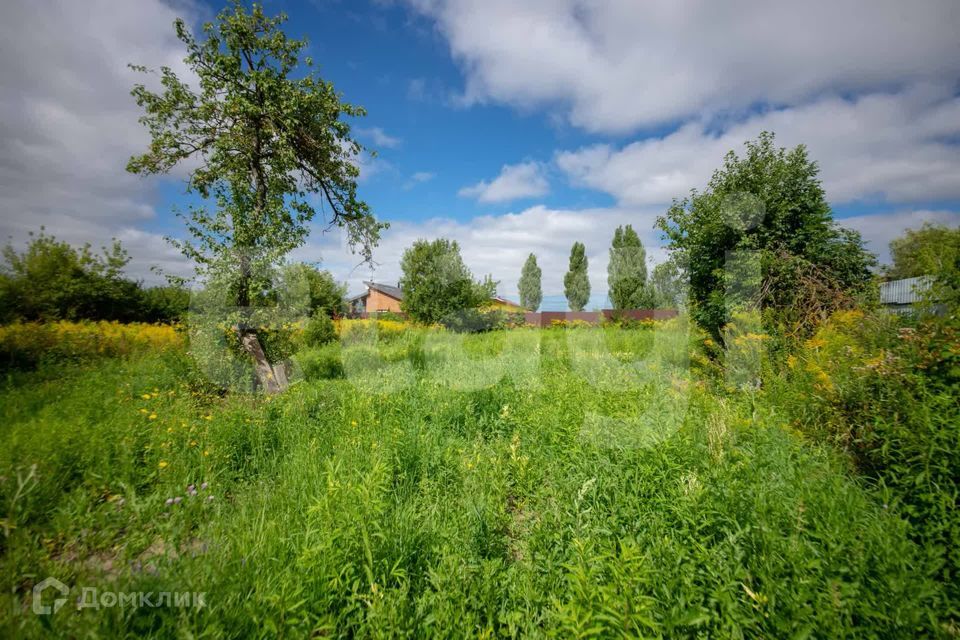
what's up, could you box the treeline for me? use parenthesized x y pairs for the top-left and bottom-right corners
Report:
(0, 230), (188, 324)
(0, 230), (350, 325)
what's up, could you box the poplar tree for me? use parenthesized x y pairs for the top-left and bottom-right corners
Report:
(518, 253), (542, 311)
(564, 242), (590, 311)
(607, 224), (650, 309)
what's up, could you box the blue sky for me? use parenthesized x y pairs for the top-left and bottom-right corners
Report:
(2, 0), (959, 310)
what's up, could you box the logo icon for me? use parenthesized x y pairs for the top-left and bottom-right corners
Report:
(32, 577), (69, 615)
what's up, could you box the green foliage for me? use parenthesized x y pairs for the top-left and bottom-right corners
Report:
(439, 309), (523, 333)
(302, 309), (337, 347)
(1, 322), (953, 636)
(650, 259), (686, 309)
(294, 342), (343, 380)
(284, 263), (347, 317)
(655, 132), (875, 339)
(127, 1), (385, 309)
(607, 225), (651, 309)
(0, 229), (137, 322)
(517, 253), (542, 311)
(138, 285), (191, 323)
(767, 310), (960, 613)
(399, 238), (496, 324)
(563, 241), (590, 311)
(0, 230), (188, 324)
(886, 222), (960, 280)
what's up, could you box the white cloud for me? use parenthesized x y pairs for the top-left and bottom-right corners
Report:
(408, 0), (960, 133)
(403, 171), (436, 190)
(411, 171), (435, 183)
(556, 86), (960, 206)
(841, 209), (960, 266)
(0, 0), (203, 282)
(356, 126), (402, 149)
(458, 162), (549, 203)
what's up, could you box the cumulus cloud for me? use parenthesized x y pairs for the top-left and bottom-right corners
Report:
(403, 171), (436, 190)
(408, 0), (960, 133)
(356, 126), (402, 149)
(556, 86), (960, 206)
(458, 162), (549, 203)
(841, 209), (960, 266)
(0, 0), (202, 282)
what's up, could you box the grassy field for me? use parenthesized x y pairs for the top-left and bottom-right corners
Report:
(1, 319), (955, 637)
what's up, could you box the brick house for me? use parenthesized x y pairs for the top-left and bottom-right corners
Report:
(346, 283), (527, 316)
(347, 281), (404, 315)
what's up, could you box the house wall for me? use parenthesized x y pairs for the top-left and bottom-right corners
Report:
(366, 289), (403, 313)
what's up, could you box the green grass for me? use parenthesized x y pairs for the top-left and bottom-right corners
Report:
(0, 323), (953, 637)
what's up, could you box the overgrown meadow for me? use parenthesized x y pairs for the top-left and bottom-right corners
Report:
(1, 315), (957, 638)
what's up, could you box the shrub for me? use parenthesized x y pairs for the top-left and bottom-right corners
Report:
(440, 309), (509, 333)
(768, 309), (960, 608)
(294, 343), (344, 380)
(302, 310), (337, 347)
(0, 321), (182, 371)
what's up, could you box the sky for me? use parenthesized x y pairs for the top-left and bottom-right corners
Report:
(2, 0), (959, 310)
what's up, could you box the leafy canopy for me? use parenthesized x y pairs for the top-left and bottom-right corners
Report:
(283, 263), (347, 317)
(518, 253), (543, 311)
(886, 223), (960, 281)
(564, 242), (590, 312)
(399, 239), (496, 324)
(127, 1), (384, 307)
(649, 260), (686, 309)
(607, 225), (650, 309)
(656, 132), (875, 338)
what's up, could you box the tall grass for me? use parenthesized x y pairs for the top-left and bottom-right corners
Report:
(0, 320), (954, 637)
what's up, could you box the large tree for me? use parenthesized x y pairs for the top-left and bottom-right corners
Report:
(283, 263), (347, 318)
(127, 2), (383, 392)
(655, 132), (874, 339)
(399, 239), (496, 324)
(564, 242), (590, 312)
(607, 225), (650, 309)
(649, 260), (686, 309)
(518, 253), (542, 311)
(885, 223), (960, 280)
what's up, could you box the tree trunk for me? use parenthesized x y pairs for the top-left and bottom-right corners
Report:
(238, 329), (288, 394)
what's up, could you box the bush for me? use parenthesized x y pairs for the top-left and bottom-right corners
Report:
(768, 309), (960, 608)
(302, 310), (337, 347)
(0, 321), (183, 371)
(440, 309), (509, 333)
(294, 343), (343, 380)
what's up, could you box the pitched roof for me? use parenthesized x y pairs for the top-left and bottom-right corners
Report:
(880, 276), (931, 305)
(490, 296), (522, 307)
(364, 281), (404, 301)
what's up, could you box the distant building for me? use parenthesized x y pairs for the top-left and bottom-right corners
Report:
(347, 281), (404, 315)
(879, 276), (932, 314)
(485, 296), (524, 312)
(346, 283), (525, 316)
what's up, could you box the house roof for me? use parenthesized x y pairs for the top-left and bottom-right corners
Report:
(880, 276), (931, 305)
(364, 281), (404, 301)
(490, 296), (522, 307)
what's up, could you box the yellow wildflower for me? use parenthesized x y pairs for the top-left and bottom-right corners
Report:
(158, 461), (168, 469)
(141, 393), (152, 400)
(148, 413), (158, 420)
